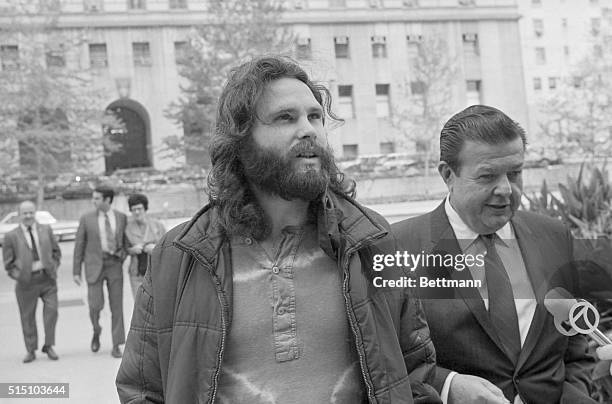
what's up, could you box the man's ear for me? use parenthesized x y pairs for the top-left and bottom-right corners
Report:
(438, 161), (455, 188)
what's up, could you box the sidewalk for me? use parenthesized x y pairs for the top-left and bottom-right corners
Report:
(0, 248), (136, 403)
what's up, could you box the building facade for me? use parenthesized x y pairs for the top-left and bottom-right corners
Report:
(517, 0), (612, 142)
(0, 0), (528, 172)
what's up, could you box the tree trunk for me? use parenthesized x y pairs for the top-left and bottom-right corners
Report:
(35, 150), (44, 208)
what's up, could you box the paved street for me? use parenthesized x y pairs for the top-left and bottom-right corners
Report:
(0, 202), (436, 403)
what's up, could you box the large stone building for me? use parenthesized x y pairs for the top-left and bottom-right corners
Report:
(517, 0), (612, 141)
(1, 0), (528, 173)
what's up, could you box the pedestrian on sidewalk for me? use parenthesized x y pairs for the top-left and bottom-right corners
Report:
(2, 200), (61, 363)
(73, 185), (128, 359)
(125, 193), (166, 298)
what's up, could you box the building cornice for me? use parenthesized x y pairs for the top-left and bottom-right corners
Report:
(0, 6), (520, 30)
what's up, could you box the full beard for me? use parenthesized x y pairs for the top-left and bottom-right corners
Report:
(240, 138), (333, 202)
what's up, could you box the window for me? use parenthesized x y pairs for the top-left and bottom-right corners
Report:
(403, 0), (419, 6)
(337, 85), (354, 118)
(169, 0), (187, 8)
(564, 45), (569, 57)
(369, 0), (383, 7)
(334, 36), (350, 59)
(329, 0), (346, 6)
(410, 81), (425, 95)
(375, 84), (390, 118)
(535, 47), (546, 65)
(462, 33), (479, 55)
(380, 142), (395, 154)
(531, 0), (541, 6)
(296, 37), (312, 59)
(133, 42), (151, 66)
(0, 45), (19, 71)
(46, 47), (65, 68)
(371, 36), (387, 59)
(533, 77), (542, 90)
(407, 35), (422, 63)
(174, 41), (187, 63)
(466, 80), (481, 105)
(127, 0), (146, 10)
(533, 19), (543, 36)
(342, 144), (358, 159)
(83, 0), (103, 11)
(591, 18), (601, 35)
(294, 0), (307, 8)
(548, 77), (557, 90)
(89, 43), (108, 68)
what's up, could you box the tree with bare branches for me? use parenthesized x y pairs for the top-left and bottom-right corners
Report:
(0, 1), (120, 206)
(164, 0), (294, 168)
(390, 35), (458, 179)
(538, 33), (612, 160)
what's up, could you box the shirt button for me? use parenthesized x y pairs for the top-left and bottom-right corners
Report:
(277, 307), (286, 315)
(244, 237), (252, 245)
(272, 266), (280, 274)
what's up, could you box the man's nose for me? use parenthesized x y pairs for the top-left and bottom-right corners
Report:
(493, 174), (513, 196)
(296, 116), (318, 140)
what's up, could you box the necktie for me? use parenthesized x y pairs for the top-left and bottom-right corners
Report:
(481, 233), (521, 363)
(27, 226), (40, 261)
(105, 213), (117, 254)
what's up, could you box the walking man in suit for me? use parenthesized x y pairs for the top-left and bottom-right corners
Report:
(393, 105), (595, 404)
(73, 185), (127, 358)
(3, 200), (61, 363)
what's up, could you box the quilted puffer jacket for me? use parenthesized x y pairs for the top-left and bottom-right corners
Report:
(116, 191), (441, 404)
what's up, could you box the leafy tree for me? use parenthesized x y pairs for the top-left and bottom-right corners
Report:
(164, 0), (294, 168)
(390, 34), (457, 179)
(0, 1), (121, 206)
(538, 33), (612, 160)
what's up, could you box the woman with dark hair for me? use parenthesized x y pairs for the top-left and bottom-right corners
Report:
(125, 193), (165, 298)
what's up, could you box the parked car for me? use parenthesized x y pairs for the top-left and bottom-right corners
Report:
(0, 211), (79, 245)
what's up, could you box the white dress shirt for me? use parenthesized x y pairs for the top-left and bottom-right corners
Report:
(20, 223), (44, 271)
(98, 209), (117, 254)
(440, 197), (537, 404)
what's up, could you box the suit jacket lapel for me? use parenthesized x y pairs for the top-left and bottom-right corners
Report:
(512, 214), (550, 369)
(429, 202), (508, 354)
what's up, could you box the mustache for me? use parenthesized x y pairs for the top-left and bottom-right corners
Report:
(289, 140), (327, 157)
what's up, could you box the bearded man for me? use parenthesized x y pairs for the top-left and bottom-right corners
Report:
(116, 55), (441, 404)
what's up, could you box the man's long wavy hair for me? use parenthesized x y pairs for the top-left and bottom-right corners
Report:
(208, 55), (354, 239)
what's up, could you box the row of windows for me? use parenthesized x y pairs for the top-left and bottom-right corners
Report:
(297, 0), (476, 9)
(0, 41), (188, 70)
(41, 0), (492, 12)
(531, 0), (600, 6)
(533, 76), (585, 90)
(533, 77), (557, 90)
(534, 43), (587, 65)
(336, 80), (481, 119)
(1, 34), (478, 71)
(70, 0), (187, 12)
(297, 33), (479, 60)
(532, 17), (602, 36)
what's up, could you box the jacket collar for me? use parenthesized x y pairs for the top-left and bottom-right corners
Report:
(173, 189), (389, 266)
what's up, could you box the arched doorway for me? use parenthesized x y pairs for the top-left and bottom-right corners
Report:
(104, 99), (151, 174)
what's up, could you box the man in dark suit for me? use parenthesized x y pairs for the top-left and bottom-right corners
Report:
(392, 105), (595, 404)
(73, 185), (128, 359)
(3, 200), (61, 363)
